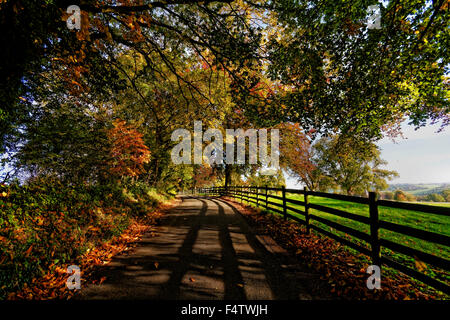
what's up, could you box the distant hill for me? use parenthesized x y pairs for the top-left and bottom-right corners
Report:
(386, 183), (450, 196)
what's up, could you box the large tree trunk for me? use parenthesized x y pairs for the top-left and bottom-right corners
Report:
(346, 187), (353, 196)
(224, 164), (232, 188)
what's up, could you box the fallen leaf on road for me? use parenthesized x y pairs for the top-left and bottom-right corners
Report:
(154, 262), (159, 269)
(189, 277), (196, 282)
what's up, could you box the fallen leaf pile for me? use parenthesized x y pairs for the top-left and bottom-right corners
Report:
(224, 197), (448, 300)
(7, 199), (179, 300)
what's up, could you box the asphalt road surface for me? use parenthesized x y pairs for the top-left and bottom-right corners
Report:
(78, 196), (328, 300)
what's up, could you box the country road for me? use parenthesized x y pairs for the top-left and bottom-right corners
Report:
(78, 196), (328, 300)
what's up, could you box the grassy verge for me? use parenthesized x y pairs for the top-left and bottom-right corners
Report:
(0, 179), (172, 299)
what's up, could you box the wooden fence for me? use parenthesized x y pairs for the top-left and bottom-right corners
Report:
(196, 185), (450, 295)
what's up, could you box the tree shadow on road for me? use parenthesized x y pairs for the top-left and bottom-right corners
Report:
(78, 196), (327, 300)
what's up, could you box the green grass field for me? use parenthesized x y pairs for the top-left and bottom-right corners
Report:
(416, 202), (450, 207)
(229, 190), (450, 284)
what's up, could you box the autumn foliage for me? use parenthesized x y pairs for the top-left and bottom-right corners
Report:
(107, 120), (151, 178)
(278, 123), (319, 190)
(193, 165), (216, 188)
(6, 200), (174, 300)
(0, 178), (169, 299)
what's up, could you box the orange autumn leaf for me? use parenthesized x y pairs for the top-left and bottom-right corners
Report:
(24, 245), (33, 257)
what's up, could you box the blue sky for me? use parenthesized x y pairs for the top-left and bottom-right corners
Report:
(285, 121), (450, 189)
(376, 121), (450, 184)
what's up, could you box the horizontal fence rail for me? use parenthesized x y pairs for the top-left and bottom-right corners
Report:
(195, 185), (450, 295)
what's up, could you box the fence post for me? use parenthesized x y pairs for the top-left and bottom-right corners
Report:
(369, 191), (381, 267)
(247, 186), (250, 203)
(282, 185), (287, 220)
(304, 187), (310, 234)
(265, 185), (268, 212)
(256, 186), (259, 208)
(245, 187), (250, 204)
